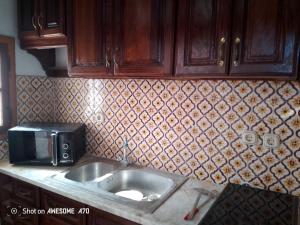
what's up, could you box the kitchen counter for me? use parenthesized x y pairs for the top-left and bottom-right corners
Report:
(0, 156), (225, 225)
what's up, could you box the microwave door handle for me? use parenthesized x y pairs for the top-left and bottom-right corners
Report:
(51, 133), (58, 166)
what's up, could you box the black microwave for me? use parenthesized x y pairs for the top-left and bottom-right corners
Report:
(8, 123), (85, 166)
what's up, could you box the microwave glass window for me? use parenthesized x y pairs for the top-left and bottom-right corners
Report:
(13, 131), (53, 163)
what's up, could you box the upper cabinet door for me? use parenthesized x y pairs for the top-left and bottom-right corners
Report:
(230, 0), (299, 78)
(39, 0), (66, 38)
(175, 0), (232, 76)
(18, 0), (68, 49)
(18, 0), (39, 37)
(68, 0), (113, 77)
(113, 0), (175, 77)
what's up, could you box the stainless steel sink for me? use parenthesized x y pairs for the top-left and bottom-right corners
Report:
(50, 158), (187, 213)
(65, 162), (116, 182)
(97, 169), (174, 202)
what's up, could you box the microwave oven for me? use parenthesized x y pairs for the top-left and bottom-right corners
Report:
(8, 123), (85, 166)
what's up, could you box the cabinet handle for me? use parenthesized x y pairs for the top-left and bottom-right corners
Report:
(31, 16), (37, 31)
(233, 37), (241, 67)
(113, 55), (118, 73)
(218, 37), (226, 66)
(37, 16), (43, 31)
(105, 54), (110, 68)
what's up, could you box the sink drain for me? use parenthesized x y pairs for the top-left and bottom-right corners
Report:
(147, 194), (160, 201)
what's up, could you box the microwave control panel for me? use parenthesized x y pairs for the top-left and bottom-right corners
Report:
(59, 134), (73, 163)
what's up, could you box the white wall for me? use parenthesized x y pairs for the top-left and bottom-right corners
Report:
(55, 47), (68, 69)
(0, 0), (46, 75)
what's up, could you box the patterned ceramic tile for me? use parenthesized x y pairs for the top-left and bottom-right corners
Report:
(17, 76), (54, 123)
(0, 140), (8, 160)
(3, 76), (300, 197)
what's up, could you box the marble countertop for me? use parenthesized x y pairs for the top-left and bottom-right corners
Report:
(0, 157), (224, 225)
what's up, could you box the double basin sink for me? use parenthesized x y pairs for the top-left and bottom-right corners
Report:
(52, 158), (187, 213)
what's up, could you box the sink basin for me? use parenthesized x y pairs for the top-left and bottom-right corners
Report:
(97, 169), (174, 202)
(50, 158), (187, 213)
(65, 162), (117, 182)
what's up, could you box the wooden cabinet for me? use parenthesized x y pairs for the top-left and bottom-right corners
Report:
(175, 0), (299, 79)
(40, 190), (86, 225)
(88, 208), (140, 225)
(19, 0), (299, 79)
(67, 0), (113, 77)
(1, 199), (15, 225)
(175, 0), (232, 76)
(68, 0), (175, 78)
(0, 174), (141, 225)
(18, 0), (67, 49)
(18, 0), (39, 40)
(1, 199), (39, 225)
(113, 0), (175, 77)
(38, 0), (67, 38)
(0, 174), (14, 225)
(230, 0), (299, 78)
(0, 174), (39, 225)
(41, 216), (77, 225)
(14, 179), (40, 206)
(40, 190), (140, 225)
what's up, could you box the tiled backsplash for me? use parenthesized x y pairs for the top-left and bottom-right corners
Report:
(5, 76), (300, 196)
(17, 76), (54, 123)
(0, 141), (8, 160)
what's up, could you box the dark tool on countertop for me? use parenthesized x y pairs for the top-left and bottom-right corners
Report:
(184, 188), (219, 221)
